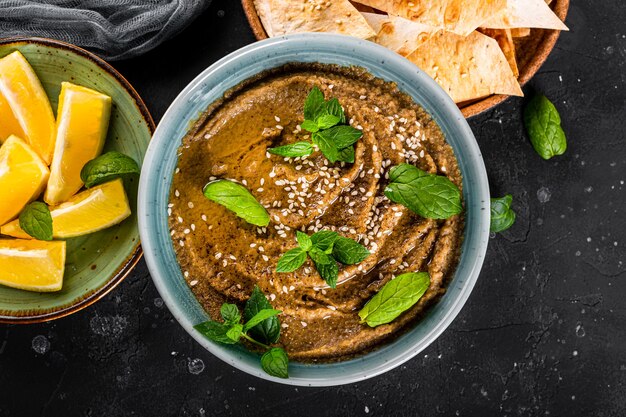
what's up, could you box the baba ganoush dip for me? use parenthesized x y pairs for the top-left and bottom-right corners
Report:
(169, 63), (464, 361)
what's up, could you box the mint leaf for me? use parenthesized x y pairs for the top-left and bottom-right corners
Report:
(309, 247), (339, 288)
(276, 247), (307, 272)
(316, 114), (340, 130)
(384, 164), (462, 220)
(226, 323), (243, 342)
(337, 146), (355, 163)
(220, 303), (241, 325)
(316, 125), (362, 150)
(303, 86), (325, 122)
(524, 94), (567, 160)
(80, 151), (139, 188)
(203, 179), (270, 227)
(296, 230), (312, 251)
(268, 142), (313, 157)
(244, 286), (280, 344)
(312, 131), (339, 163)
(19, 201), (53, 241)
(194, 321), (238, 344)
(332, 236), (370, 265)
(358, 272), (430, 327)
(243, 309), (281, 333)
(301, 120), (319, 133)
(388, 163), (429, 183)
(325, 98), (345, 123)
(490, 195), (516, 233)
(261, 347), (289, 378)
(310, 230), (339, 252)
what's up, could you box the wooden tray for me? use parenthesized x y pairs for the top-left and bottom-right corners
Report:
(241, 0), (569, 118)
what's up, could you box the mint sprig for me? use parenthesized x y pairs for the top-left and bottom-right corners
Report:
(19, 201), (53, 241)
(358, 272), (431, 327)
(276, 230), (370, 288)
(384, 164), (462, 220)
(267, 87), (363, 164)
(203, 179), (270, 227)
(194, 286), (289, 378)
(80, 151), (139, 188)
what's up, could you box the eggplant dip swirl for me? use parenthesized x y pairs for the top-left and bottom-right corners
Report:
(168, 63), (464, 367)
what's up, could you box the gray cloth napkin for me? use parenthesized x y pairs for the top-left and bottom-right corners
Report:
(0, 0), (211, 61)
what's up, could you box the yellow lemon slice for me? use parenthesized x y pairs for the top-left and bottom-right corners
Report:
(0, 51), (56, 164)
(44, 82), (111, 205)
(0, 135), (50, 225)
(1, 178), (131, 239)
(0, 89), (25, 143)
(0, 239), (65, 292)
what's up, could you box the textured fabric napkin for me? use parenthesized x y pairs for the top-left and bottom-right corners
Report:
(0, 0), (211, 61)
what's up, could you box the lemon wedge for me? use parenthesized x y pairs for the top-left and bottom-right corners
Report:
(0, 239), (65, 292)
(1, 178), (131, 239)
(44, 82), (111, 205)
(0, 51), (56, 164)
(0, 88), (25, 143)
(0, 135), (50, 225)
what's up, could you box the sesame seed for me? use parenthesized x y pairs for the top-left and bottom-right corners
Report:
(191, 224), (196, 231)
(274, 115), (281, 122)
(190, 280), (198, 286)
(188, 201), (194, 209)
(301, 321), (308, 327)
(179, 240), (184, 247)
(262, 255), (269, 262)
(177, 216), (183, 223)
(174, 189), (180, 197)
(184, 271), (189, 278)
(215, 253), (222, 259)
(184, 228), (190, 234)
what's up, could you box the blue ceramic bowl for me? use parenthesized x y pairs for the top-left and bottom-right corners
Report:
(138, 33), (490, 386)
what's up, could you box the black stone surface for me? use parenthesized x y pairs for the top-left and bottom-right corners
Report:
(1, 1), (625, 416)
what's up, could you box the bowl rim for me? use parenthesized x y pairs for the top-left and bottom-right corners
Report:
(139, 33), (490, 386)
(0, 36), (155, 324)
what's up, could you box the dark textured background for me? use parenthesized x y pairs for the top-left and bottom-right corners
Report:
(1, 1), (625, 416)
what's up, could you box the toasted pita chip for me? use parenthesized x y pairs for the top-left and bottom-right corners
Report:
(482, 0), (568, 30)
(361, 13), (436, 56)
(479, 28), (518, 77)
(407, 30), (523, 103)
(254, 0), (376, 39)
(353, 0), (507, 36)
(510, 27), (531, 37)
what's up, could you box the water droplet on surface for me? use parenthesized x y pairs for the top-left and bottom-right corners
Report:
(576, 324), (586, 338)
(154, 297), (164, 308)
(32, 335), (50, 354)
(537, 187), (551, 203)
(188, 358), (205, 375)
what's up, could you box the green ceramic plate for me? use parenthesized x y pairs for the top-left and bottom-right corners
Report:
(0, 37), (154, 323)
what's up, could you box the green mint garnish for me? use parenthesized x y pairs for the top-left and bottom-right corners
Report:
(261, 347), (289, 379)
(243, 285), (281, 344)
(203, 179), (270, 227)
(276, 230), (370, 289)
(19, 201), (53, 241)
(267, 141), (313, 158)
(384, 163), (462, 220)
(80, 151), (139, 188)
(358, 272), (431, 327)
(268, 86), (363, 165)
(490, 194), (516, 233)
(524, 93), (567, 160)
(194, 286), (288, 378)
